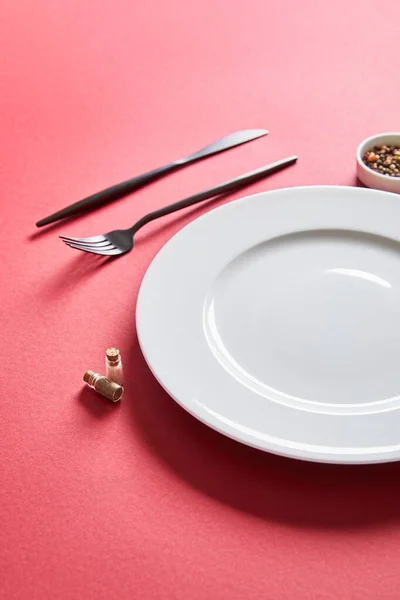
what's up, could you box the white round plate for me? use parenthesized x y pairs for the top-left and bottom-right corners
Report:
(136, 186), (400, 464)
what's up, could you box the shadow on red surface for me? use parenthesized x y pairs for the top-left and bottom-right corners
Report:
(78, 386), (121, 419)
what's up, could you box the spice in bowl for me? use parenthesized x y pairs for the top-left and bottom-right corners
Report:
(362, 145), (400, 177)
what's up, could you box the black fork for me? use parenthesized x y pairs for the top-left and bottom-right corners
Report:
(60, 156), (297, 257)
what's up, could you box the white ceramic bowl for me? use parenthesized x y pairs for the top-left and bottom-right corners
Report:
(356, 132), (400, 193)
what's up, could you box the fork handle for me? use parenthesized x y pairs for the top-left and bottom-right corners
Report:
(130, 156), (298, 234)
(36, 162), (180, 227)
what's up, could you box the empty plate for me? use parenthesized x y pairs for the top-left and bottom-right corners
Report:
(136, 186), (400, 463)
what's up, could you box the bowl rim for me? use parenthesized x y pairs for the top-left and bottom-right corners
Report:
(356, 132), (400, 182)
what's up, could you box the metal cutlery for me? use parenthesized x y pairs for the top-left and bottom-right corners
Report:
(36, 129), (268, 227)
(60, 156), (297, 257)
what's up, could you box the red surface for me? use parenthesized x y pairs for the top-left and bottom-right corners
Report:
(1, 1), (400, 598)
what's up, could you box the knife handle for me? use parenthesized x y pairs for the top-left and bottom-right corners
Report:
(35, 161), (179, 227)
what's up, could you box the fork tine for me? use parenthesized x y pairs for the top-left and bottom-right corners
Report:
(63, 241), (122, 256)
(60, 236), (113, 248)
(59, 234), (107, 244)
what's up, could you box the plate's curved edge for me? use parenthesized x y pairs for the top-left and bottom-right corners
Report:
(137, 184), (400, 295)
(136, 326), (400, 465)
(136, 185), (400, 465)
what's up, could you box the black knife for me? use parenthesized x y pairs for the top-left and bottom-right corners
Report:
(36, 129), (268, 227)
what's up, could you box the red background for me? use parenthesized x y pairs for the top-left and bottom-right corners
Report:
(2, 1), (400, 598)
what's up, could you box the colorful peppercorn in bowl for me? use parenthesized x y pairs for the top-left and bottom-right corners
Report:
(357, 133), (400, 193)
